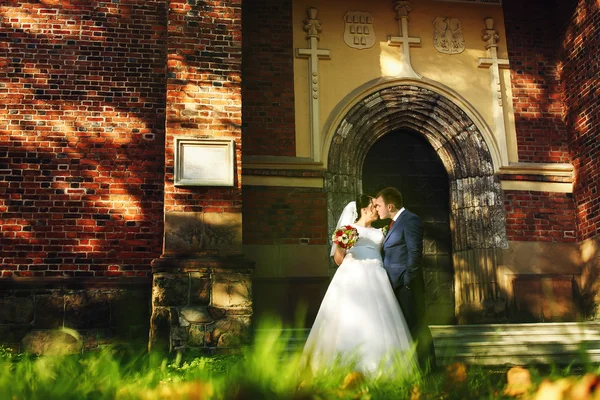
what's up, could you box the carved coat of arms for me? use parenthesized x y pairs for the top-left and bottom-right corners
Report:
(343, 11), (375, 50)
(433, 17), (465, 54)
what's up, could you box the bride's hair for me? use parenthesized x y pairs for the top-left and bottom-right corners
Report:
(354, 194), (374, 222)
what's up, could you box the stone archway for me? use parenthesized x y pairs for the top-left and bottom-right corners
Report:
(325, 84), (508, 323)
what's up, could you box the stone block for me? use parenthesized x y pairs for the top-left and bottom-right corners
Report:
(152, 273), (189, 307)
(190, 273), (210, 306)
(203, 213), (242, 255)
(180, 307), (213, 324)
(64, 291), (111, 329)
(171, 326), (188, 341)
(0, 297), (34, 324)
(34, 294), (64, 329)
(149, 306), (171, 352)
(207, 306), (226, 320)
(170, 307), (180, 326)
(164, 212), (205, 254)
(21, 329), (82, 356)
(211, 273), (252, 308)
(205, 316), (251, 347)
(164, 212), (241, 255)
(188, 324), (204, 347)
(178, 313), (190, 327)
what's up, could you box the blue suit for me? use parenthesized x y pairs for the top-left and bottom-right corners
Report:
(382, 210), (424, 292)
(382, 209), (436, 370)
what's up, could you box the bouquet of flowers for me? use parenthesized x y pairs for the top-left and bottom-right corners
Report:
(331, 225), (359, 249)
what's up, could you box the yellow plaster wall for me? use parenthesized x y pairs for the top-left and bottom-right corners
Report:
(293, 0), (513, 162)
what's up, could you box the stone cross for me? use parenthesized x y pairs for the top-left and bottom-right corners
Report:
(478, 17), (510, 165)
(387, 0), (421, 78)
(295, 7), (331, 163)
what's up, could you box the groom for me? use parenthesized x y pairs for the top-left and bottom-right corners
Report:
(375, 187), (436, 371)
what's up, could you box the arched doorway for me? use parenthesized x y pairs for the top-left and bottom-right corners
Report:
(362, 130), (454, 325)
(325, 83), (508, 323)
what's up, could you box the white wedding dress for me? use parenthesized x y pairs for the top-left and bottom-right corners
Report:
(302, 224), (416, 375)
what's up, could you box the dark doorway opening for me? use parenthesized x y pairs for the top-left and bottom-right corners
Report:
(362, 130), (455, 324)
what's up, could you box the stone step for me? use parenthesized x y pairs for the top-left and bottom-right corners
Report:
(435, 342), (600, 356)
(254, 328), (309, 349)
(255, 322), (600, 366)
(431, 322), (600, 365)
(429, 322), (600, 338)
(439, 353), (600, 366)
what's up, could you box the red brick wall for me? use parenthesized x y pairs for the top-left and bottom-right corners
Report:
(558, 0), (600, 241)
(0, 1), (167, 277)
(504, 191), (576, 243)
(241, 0), (295, 157)
(164, 0), (242, 213)
(503, 0), (570, 163)
(243, 186), (327, 245)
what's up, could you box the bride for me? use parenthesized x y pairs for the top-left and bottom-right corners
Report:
(302, 194), (416, 375)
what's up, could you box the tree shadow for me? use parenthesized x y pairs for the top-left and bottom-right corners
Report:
(0, 1), (167, 277)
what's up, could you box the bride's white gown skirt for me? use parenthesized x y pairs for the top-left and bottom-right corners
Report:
(302, 244), (416, 375)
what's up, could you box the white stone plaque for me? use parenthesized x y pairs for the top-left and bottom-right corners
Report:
(174, 138), (235, 186)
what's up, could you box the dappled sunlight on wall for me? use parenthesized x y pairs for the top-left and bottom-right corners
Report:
(241, 0), (296, 157)
(0, 1), (166, 277)
(379, 44), (404, 77)
(163, 1), (243, 215)
(558, 0), (600, 241)
(503, 0), (570, 164)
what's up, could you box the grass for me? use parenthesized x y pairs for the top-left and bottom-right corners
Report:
(0, 321), (599, 399)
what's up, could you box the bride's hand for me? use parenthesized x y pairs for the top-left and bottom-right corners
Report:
(334, 246), (346, 266)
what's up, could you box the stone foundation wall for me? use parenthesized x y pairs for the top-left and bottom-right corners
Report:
(0, 278), (150, 353)
(149, 256), (254, 352)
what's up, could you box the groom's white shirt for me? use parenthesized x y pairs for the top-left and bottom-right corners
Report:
(392, 207), (406, 222)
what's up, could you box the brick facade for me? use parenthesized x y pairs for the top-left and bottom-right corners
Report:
(503, 191), (577, 243)
(503, 0), (570, 164)
(0, 1), (166, 277)
(559, 0), (600, 241)
(0, 0), (597, 341)
(243, 185), (327, 245)
(241, 0), (296, 157)
(164, 0), (243, 214)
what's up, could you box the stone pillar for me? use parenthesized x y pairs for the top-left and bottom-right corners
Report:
(150, 256), (253, 352)
(149, 0), (254, 352)
(450, 175), (507, 322)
